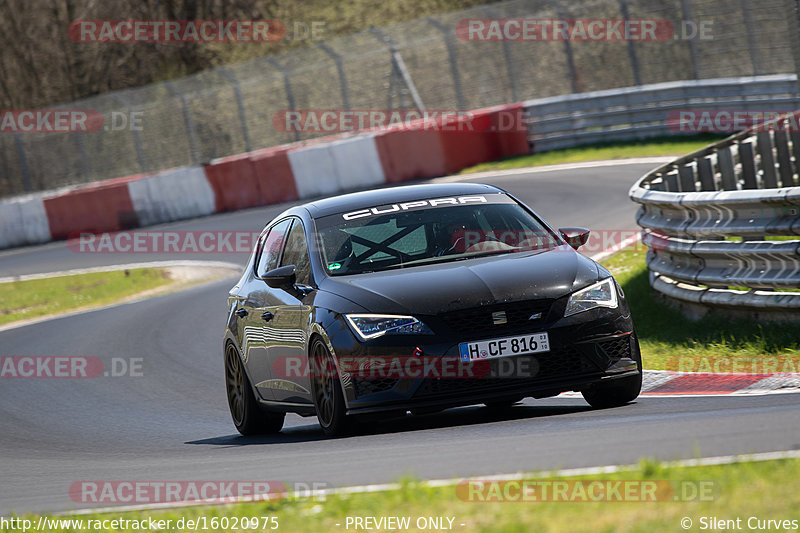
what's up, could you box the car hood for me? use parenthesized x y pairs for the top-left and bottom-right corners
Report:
(319, 245), (600, 315)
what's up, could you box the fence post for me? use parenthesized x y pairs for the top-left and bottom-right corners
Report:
(317, 43), (351, 110)
(12, 133), (32, 193)
(427, 17), (466, 109)
(264, 57), (300, 143)
(370, 28), (426, 112)
(679, 0), (701, 79)
(618, 0), (642, 85)
(482, 5), (520, 102)
(548, 0), (580, 93)
(111, 94), (147, 173)
(218, 66), (253, 153)
(164, 81), (201, 165)
(739, 0), (762, 75)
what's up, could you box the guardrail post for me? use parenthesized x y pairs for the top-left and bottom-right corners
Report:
(774, 129), (795, 187)
(697, 156), (715, 191)
(678, 163), (696, 192)
(664, 170), (679, 191)
(790, 131), (800, 178)
(218, 66), (253, 153)
(717, 146), (737, 190)
(738, 141), (758, 189)
(757, 131), (778, 188)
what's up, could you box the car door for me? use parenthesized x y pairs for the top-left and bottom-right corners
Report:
(267, 218), (316, 404)
(241, 218), (292, 401)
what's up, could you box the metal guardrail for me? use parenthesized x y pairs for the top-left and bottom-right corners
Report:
(524, 75), (800, 152)
(629, 112), (800, 315)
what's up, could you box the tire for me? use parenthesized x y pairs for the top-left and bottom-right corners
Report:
(225, 343), (285, 436)
(310, 338), (352, 436)
(581, 333), (643, 409)
(484, 396), (524, 410)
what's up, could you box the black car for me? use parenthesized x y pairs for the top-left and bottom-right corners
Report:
(223, 183), (642, 436)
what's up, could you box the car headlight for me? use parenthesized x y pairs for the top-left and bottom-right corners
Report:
(345, 314), (434, 340)
(564, 278), (618, 317)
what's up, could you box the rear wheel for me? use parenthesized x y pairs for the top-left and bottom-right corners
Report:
(225, 343), (285, 435)
(310, 338), (351, 436)
(581, 333), (643, 409)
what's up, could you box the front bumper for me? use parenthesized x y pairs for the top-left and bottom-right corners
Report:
(328, 305), (639, 414)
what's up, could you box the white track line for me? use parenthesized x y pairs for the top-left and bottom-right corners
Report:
(54, 449), (800, 517)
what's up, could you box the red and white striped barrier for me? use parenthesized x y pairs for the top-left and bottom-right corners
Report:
(0, 104), (528, 250)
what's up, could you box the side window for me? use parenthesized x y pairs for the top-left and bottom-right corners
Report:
(280, 220), (312, 285)
(257, 219), (292, 277)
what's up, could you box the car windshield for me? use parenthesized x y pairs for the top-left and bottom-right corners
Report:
(315, 193), (560, 276)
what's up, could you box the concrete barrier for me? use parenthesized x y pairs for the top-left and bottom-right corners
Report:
(44, 178), (139, 240)
(0, 101), (534, 250)
(128, 167), (216, 227)
(288, 134), (386, 199)
(249, 146), (298, 205)
(0, 194), (51, 249)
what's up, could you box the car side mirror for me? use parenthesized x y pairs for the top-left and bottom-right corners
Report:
(263, 265), (297, 290)
(558, 227), (590, 250)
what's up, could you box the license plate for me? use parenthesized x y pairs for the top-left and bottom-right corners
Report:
(459, 333), (550, 362)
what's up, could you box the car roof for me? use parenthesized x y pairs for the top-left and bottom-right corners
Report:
(302, 182), (504, 218)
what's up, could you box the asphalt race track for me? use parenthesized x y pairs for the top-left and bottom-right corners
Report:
(2, 161), (799, 515)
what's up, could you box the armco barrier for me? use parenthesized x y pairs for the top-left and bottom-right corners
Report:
(630, 112), (800, 317)
(525, 75), (800, 152)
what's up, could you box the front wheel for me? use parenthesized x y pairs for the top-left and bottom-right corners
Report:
(310, 338), (352, 436)
(581, 333), (643, 409)
(225, 343), (285, 435)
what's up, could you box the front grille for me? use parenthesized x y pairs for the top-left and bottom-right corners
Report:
(598, 337), (631, 362)
(414, 345), (594, 398)
(353, 378), (398, 398)
(438, 300), (552, 334)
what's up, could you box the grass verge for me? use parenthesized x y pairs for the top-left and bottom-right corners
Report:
(601, 247), (800, 371)
(4, 458), (799, 532)
(0, 268), (182, 326)
(459, 134), (726, 174)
